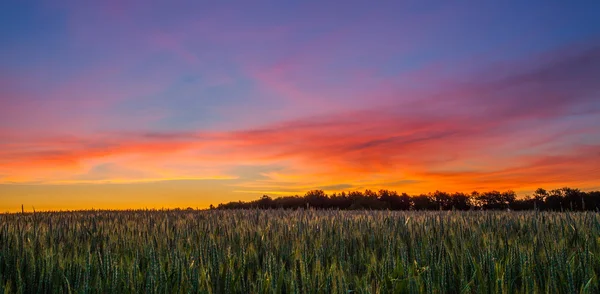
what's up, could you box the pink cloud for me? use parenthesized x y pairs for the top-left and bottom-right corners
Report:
(2, 44), (599, 194)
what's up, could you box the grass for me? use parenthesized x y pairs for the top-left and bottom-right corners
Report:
(1, 210), (599, 293)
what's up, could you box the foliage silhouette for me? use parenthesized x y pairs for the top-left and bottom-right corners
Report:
(215, 187), (600, 211)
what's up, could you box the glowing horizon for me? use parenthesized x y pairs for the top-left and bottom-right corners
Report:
(2, 1), (600, 212)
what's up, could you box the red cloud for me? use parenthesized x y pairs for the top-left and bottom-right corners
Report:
(2, 45), (599, 193)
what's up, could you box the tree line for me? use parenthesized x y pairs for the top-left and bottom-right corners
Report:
(214, 187), (600, 211)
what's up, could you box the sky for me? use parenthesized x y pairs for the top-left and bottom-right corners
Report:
(1, 1), (600, 211)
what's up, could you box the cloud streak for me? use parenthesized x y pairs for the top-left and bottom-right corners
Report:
(2, 45), (599, 195)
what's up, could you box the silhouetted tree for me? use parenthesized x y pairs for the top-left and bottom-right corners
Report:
(475, 190), (515, 210)
(257, 195), (273, 209)
(378, 190), (411, 210)
(585, 191), (600, 211)
(511, 196), (535, 210)
(533, 188), (548, 210)
(450, 192), (471, 210)
(433, 191), (453, 210)
(561, 187), (585, 211)
(545, 189), (564, 211)
(411, 194), (436, 210)
(502, 191), (517, 209)
(215, 187), (600, 211)
(305, 190), (328, 208)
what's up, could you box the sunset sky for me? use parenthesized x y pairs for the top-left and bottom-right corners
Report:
(1, 1), (600, 211)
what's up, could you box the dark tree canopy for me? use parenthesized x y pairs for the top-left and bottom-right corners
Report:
(215, 187), (600, 211)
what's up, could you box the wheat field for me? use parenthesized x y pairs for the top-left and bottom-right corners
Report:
(1, 210), (599, 293)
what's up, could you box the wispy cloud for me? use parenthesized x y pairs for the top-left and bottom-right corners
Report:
(2, 45), (599, 194)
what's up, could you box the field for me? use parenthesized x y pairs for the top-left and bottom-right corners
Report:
(1, 210), (599, 293)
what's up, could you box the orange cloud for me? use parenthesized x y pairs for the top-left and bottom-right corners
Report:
(1, 46), (599, 202)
